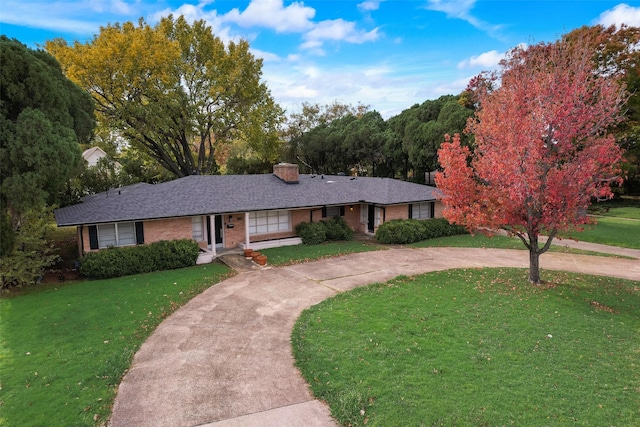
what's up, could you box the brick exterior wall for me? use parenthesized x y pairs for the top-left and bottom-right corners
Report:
(145, 217), (192, 243)
(80, 226), (90, 254)
(344, 205), (366, 233)
(384, 204), (409, 221)
(434, 201), (444, 218)
(78, 200), (445, 255)
(223, 213), (247, 248)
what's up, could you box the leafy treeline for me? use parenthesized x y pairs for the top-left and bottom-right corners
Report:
(284, 95), (473, 183)
(286, 25), (640, 192)
(47, 19), (639, 192)
(47, 15), (283, 178)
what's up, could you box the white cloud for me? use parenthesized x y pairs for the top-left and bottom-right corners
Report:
(594, 3), (640, 27)
(150, 1), (219, 25)
(84, 0), (137, 15)
(262, 58), (464, 119)
(457, 49), (503, 69)
(251, 48), (281, 62)
(425, 0), (503, 38)
(358, 0), (382, 12)
(301, 19), (380, 50)
(427, 76), (474, 97)
(0, 15), (97, 35)
(221, 0), (315, 33)
(426, 0), (476, 18)
(149, 2), (238, 44)
(110, 0), (134, 15)
(0, 0), (123, 34)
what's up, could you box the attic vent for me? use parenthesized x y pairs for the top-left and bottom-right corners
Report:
(273, 163), (299, 184)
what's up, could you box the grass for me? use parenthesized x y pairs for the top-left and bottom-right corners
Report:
(260, 240), (384, 266)
(411, 204), (640, 252)
(292, 268), (640, 426)
(592, 207), (640, 219)
(0, 263), (233, 427)
(410, 233), (630, 257)
(563, 216), (640, 249)
(589, 198), (640, 219)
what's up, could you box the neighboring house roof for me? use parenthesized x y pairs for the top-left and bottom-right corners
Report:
(54, 173), (439, 226)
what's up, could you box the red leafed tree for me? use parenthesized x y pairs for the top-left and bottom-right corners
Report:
(436, 37), (626, 284)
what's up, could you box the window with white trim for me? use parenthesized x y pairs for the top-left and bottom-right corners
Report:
(375, 207), (382, 226)
(248, 210), (290, 235)
(192, 216), (204, 240)
(360, 204), (368, 223)
(411, 202), (434, 220)
(97, 222), (136, 248)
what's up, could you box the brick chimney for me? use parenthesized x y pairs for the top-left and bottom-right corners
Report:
(273, 163), (299, 184)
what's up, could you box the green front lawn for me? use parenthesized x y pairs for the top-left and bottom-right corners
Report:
(589, 199), (640, 219)
(563, 216), (640, 249)
(411, 233), (629, 257)
(293, 268), (640, 426)
(260, 240), (384, 266)
(593, 207), (640, 219)
(0, 263), (232, 426)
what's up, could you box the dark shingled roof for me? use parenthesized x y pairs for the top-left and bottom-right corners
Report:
(54, 174), (439, 226)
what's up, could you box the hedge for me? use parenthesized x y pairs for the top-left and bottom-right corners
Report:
(80, 239), (200, 279)
(295, 216), (353, 245)
(375, 218), (468, 244)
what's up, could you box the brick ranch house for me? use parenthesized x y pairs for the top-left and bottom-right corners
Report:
(54, 163), (444, 264)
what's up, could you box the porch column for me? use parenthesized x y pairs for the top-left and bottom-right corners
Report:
(245, 212), (250, 249)
(209, 215), (216, 257)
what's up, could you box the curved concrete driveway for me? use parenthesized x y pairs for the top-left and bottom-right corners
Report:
(109, 245), (640, 427)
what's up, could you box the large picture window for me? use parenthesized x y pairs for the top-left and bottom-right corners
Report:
(97, 222), (136, 248)
(410, 202), (435, 220)
(89, 222), (143, 250)
(248, 210), (290, 235)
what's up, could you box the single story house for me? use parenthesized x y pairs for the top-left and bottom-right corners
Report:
(54, 163), (443, 263)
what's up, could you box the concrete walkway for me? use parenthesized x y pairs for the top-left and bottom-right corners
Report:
(109, 244), (640, 427)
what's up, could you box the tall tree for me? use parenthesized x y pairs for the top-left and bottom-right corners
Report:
(284, 101), (369, 166)
(47, 16), (284, 177)
(0, 37), (94, 287)
(436, 37), (626, 284)
(387, 95), (472, 183)
(563, 25), (640, 194)
(0, 36), (93, 231)
(343, 111), (387, 175)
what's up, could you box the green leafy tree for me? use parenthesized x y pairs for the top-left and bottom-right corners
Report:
(296, 114), (359, 174)
(284, 101), (369, 167)
(47, 16), (283, 178)
(380, 126), (409, 178)
(343, 111), (388, 176)
(0, 36), (93, 281)
(387, 95), (473, 183)
(1, 208), (60, 289)
(563, 25), (640, 194)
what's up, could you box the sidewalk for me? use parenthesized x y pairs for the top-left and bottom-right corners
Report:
(108, 245), (639, 427)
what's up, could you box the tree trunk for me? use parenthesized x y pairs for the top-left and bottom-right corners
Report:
(528, 247), (541, 284)
(527, 232), (542, 284)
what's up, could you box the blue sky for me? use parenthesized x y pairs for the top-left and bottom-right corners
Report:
(2, 1), (640, 118)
